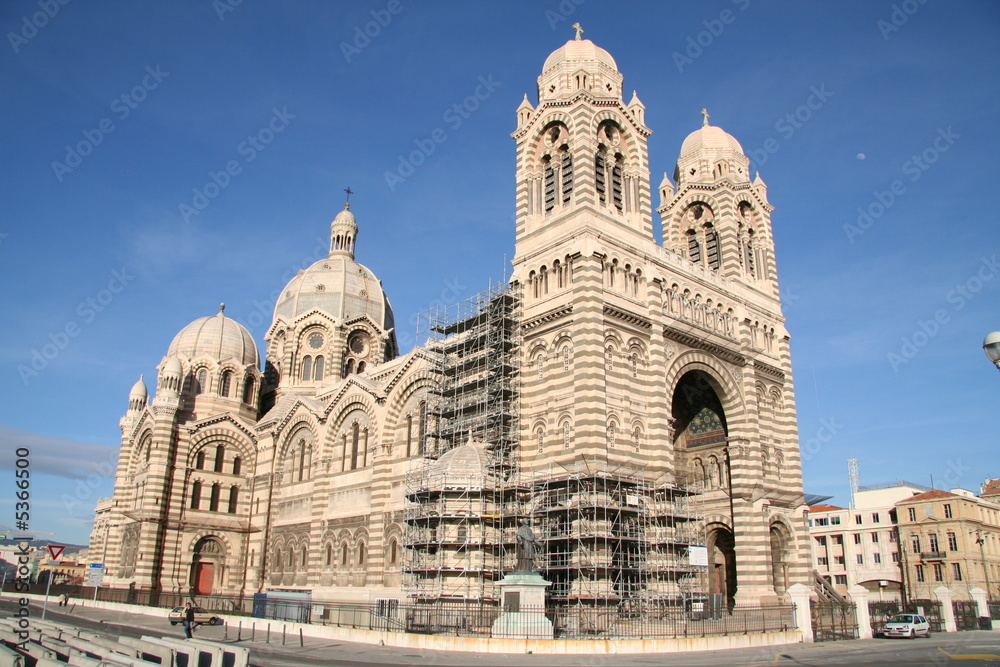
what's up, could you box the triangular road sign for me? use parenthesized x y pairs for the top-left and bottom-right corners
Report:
(47, 544), (65, 561)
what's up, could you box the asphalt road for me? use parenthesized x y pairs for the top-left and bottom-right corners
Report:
(1, 598), (998, 666)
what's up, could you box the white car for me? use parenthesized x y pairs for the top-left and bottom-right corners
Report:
(882, 613), (930, 638)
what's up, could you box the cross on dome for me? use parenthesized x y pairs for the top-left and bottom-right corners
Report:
(701, 108), (710, 127)
(571, 22), (584, 40)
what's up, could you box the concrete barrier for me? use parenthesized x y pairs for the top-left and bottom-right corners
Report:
(140, 636), (203, 666)
(118, 636), (173, 664)
(0, 644), (24, 667)
(186, 639), (249, 667)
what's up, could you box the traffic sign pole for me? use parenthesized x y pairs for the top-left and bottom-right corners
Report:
(41, 561), (55, 620)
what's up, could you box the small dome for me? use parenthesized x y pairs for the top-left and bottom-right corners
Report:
(679, 124), (745, 157)
(167, 306), (259, 368)
(424, 439), (490, 489)
(332, 207), (356, 227)
(542, 38), (618, 74)
(129, 375), (148, 399)
(161, 355), (182, 377)
(274, 257), (395, 331)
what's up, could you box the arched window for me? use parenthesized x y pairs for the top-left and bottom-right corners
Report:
(232, 456), (241, 475)
(301, 356), (313, 382)
(633, 426), (641, 452)
(301, 547), (307, 567)
(563, 346), (571, 371)
(388, 539), (398, 566)
(535, 427), (544, 453)
(561, 149), (573, 203)
(274, 550), (282, 571)
(543, 156), (555, 212)
(357, 542), (366, 566)
(227, 486), (239, 514)
(595, 149), (608, 205)
(341, 543), (349, 566)
(611, 155), (623, 211)
(298, 442), (306, 482)
(356, 361), (365, 373)
(214, 445), (225, 473)
(242, 376), (255, 404)
(351, 423), (360, 470)
(607, 422), (617, 448)
(220, 370), (232, 398)
(195, 369), (207, 395)
(705, 226), (720, 270)
(210, 483), (221, 512)
(325, 544), (333, 567)
(562, 421), (571, 449)
(687, 230), (702, 264)
(418, 401), (427, 456)
(195, 450), (205, 470)
(314, 356), (324, 381)
(362, 428), (369, 468)
(345, 358), (355, 376)
(190, 481), (202, 510)
(406, 415), (413, 458)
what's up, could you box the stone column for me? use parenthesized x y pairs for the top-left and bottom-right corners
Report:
(848, 584), (873, 639)
(787, 583), (813, 643)
(970, 586), (989, 620)
(934, 586), (956, 633)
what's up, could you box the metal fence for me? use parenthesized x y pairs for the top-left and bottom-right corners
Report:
(17, 584), (795, 640)
(810, 601), (858, 641)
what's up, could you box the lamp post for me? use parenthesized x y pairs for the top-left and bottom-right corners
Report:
(984, 332), (1000, 371)
(976, 529), (993, 599)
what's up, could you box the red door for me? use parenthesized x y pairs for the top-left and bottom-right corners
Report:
(193, 562), (214, 595)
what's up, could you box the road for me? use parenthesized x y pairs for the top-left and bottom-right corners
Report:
(1, 598), (997, 666)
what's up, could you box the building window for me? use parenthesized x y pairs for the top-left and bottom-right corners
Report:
(908, 507), (916, 522)
(889, 531), (897, 543)
(911, 535), (920, 554)
(816, 518), (829, 527)
(831, 516), (841, 525)
(325, 544), (333, 567)
(915, 565), (925, 582)
(220, 370), (232, 398)
(833, 535), (843, 545)
(929, 534), (939, 552)
(943, 504), (952, 519)
(834, 555), (845, 565)
(872, 532), (879, 543)
(358, 542), (366, 566)
(314, 356), (325, 381)
(892, 552), (900, 563)
(195, 450), (205, 469)
(947, 532), (958, 551)
(857, 554), (864, 565)
(242, 376), (255, 404)
(190, 481), (202, 510)
(816, 536), (827, 547)
(834, 575), (847, 586)
(854, 534), (862, 545)
(855, 514), (863, 525)
(872, 513), (880, 524)
(214, 445), (225, 473)
(232, 456), (241, 475)
(228, 486), (239, 514)
(933, 563), (943, 581)
(817, 557), (828, 566)
(874, 553), (882, 564)
(952, 563), (962, 581)
(210, 483), (221, 512)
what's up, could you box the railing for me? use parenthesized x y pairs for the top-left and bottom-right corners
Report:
(920, 552), (946, 561)
(20, 583), (795, 640)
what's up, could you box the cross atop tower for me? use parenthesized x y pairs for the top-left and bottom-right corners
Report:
(701, 108), (710, 127)
(343, 186), (353, 209)
(571, 23), (584, 40)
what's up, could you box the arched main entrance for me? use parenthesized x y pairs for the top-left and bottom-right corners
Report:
(707, 524), (737, 608)
(190, 536), (225, 595)
(769, 522), (791, 597)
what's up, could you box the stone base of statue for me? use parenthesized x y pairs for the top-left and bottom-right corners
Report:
(491, 571), (553, 639)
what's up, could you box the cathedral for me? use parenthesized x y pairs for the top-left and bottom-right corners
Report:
(91, 31), (811, 613)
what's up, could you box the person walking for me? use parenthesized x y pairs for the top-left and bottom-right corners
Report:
(183, 602), (196, 639)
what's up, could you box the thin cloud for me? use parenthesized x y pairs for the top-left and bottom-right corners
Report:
(0, 424), (117, 480)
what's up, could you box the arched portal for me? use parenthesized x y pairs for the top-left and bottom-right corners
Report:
(769, 522), (791, 597)
(707, 524), (737, 608)
(190, 536), (226, 595)
(671, 370), (728, 450)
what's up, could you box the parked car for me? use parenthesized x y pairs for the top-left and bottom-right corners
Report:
(882, 613), (930, 638)
(168, 606), (219, 626)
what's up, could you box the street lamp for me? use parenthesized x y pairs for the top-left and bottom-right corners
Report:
(984, 332), (1000, 371)
(976, 529), (993, 598)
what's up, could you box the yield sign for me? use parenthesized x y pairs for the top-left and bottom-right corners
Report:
(47, 544), (65, 561)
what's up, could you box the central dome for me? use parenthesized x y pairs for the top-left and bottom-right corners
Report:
(273, 256), (394, 331)
(679, 124), (745, 157)
(167, 307), (259, 367)
(542, 38), (618, 74)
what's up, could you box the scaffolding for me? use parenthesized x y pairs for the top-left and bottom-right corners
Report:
(403, 280), (523, 603)
(402, 280), (707, 611)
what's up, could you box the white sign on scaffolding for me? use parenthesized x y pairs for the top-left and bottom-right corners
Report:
(688, 545), (709, 567)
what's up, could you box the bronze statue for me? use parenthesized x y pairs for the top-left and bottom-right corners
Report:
(515, 518), (539, 572)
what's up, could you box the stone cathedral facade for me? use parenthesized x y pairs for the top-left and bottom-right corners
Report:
(92, 34), (811, 609)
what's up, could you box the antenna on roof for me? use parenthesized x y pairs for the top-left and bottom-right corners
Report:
(848, 458), (859, 509)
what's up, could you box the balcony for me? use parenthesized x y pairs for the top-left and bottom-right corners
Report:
(921, 551), (945, 561)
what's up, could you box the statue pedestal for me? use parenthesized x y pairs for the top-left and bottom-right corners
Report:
(491, 572), (553, 639)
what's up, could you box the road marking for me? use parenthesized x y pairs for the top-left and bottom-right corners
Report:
(938, 646), (1000, 660)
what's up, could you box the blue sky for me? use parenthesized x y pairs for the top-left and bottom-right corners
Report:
(1, 1), (998, 546)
